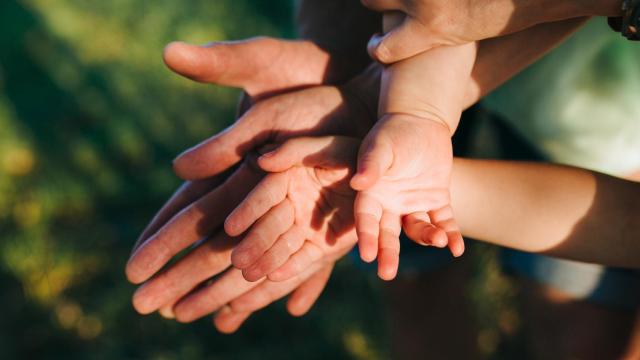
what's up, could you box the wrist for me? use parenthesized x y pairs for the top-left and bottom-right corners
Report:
(341, 63), (382, 136)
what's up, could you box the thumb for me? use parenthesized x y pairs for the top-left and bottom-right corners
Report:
(258, 136), (359, 173)
(173, 108), (270, 180)
(350, 132), (394, 191)
(163, 38), (279, 97)
(368, 18), (435, 64)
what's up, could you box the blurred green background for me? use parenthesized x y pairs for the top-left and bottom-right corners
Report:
(0, 1), (520, 359)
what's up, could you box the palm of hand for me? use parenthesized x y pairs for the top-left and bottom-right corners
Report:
(353, 115), (461, 280)
(362, 115), (452, 216)
(224, 137), (361, 283)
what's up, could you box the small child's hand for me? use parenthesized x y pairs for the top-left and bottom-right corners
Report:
(223, 137), (360, 283)
(350, 42), (476, 280)
(350, 114), (465, 281)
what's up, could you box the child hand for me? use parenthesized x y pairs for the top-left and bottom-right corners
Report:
(350, 114), (465, 281)
(223, 137), (361, 283)
(349, 43), (476, 280)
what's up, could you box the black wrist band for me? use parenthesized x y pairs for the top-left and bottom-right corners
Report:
(609, 0), (640, 40)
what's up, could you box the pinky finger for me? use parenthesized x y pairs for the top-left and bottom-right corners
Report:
(213, 306), (252, 334)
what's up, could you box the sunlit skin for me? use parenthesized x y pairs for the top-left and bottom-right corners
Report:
(237, 136), (640, 272)
(350, 35), (477, 279)
(361, 0), (622, 63)
(127, 17), (593, 331)
(218, 43), (476, 282)
(224, 137), (360, 283)
(126, 37), (374, 330)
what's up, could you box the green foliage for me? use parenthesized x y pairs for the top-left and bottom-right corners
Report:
(0, 1), (388, 359)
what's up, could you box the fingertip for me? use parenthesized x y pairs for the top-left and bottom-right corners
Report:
(174, 307), (197, 324)
(159, 305), (176, 320)
(427, 229), (449, 248)
(451, 240), (465, 258)
(377, 264), (398, 281)
(241, 267), (265, 283)
(350, 173), (375, 191)
(230, 248), (253, 270)
(287, 298), (310, 318)
(267, 269), (292, 282)
(367, 34), (393, 64)
(358, 243), (378, 263)
(132, 286), (156, 315)
(125, 251), (153, 285)
(213, 307), (242, 334)
(223, 216), (244, 237)
(162, 41), (191, 69)
(172, 151), (199, 180)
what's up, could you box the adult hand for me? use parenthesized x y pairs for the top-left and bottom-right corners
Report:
(361, 0), (621, 63)
(127, 38), (379, 331)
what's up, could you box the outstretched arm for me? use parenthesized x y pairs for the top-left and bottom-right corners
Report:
(448, 159), (640, 269)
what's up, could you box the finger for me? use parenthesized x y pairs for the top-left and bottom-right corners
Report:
(173, 105), (273, 180)
(163, 38), (278, 97)
(368, 18), (435, 64)
(224, 172), (289, 237)
(258, 136), (360, 173)
(163, 38), (330, 98)
(158, 303), (176, 320)
(213, 306), (252, 334)
(430, 206), (465, 257)
(126, 163), (262, 284)
(377, 212), (401, 281)
(231, 199), (295, 270)
(354, 192), (383, 263)
(267, 242), (324, 282)
(132, 177), (224, 254)
(350, 132), (394, 191)
(287, 264), (333, 317)
(230, 262), (323, 313)
(402, 212), (448, 248)
(173, 268), (263, 323)
(242, 225), (306, 283)
(131, 233), (236, 315)
(360, 0), (403, 12)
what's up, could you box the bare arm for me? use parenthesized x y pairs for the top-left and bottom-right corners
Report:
(339, 17), (591, 111)
(451, 158), (640, 269)
(465, 17), (590, 107)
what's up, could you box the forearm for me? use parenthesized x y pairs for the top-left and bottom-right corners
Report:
(295, 0), (380, 82)
(463, 17), (589, 108)
(451, 159), (640, 268)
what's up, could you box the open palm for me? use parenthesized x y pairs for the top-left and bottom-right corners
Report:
(225, 137), (362, 282)
(351, 114), (464, 280)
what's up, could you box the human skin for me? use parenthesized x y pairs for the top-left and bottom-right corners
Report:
(350, 42), (476, 280)
(128, 11), (588, 332)
(236, 135), (640, 269)
(361, 0), (621, 63)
